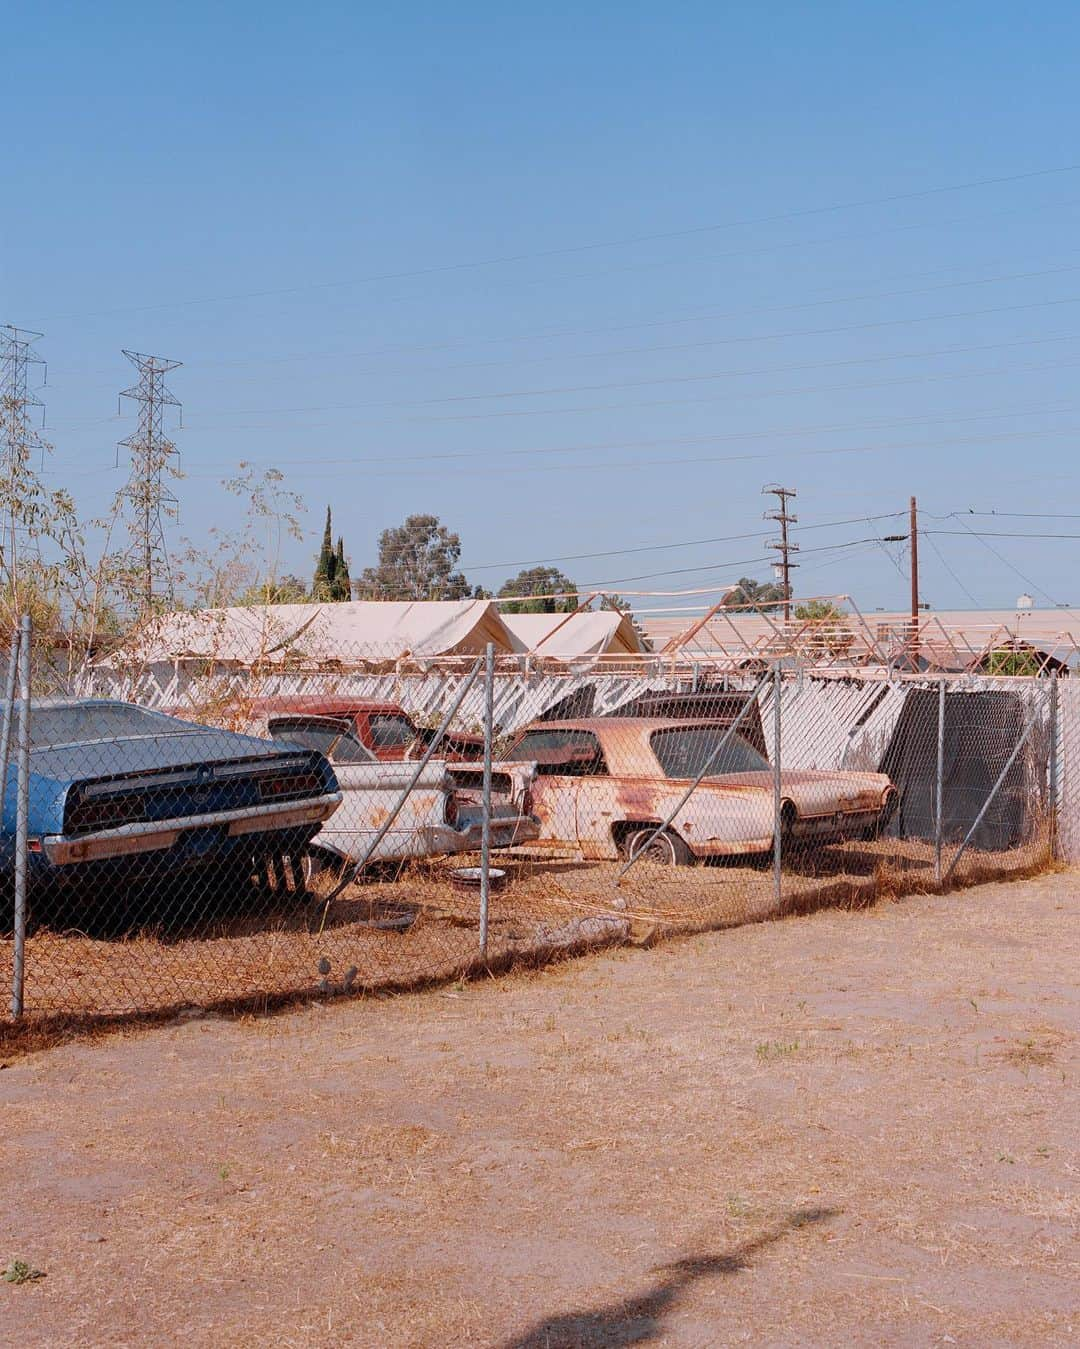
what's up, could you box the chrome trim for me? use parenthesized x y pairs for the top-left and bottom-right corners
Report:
(42, 792), (342, 865)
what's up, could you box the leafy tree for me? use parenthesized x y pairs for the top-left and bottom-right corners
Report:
(983, 647), (1044, 677)
(311, 507), (351, 601)
(794, 599), (853, 659)
(725, 576), (786, 611)
(498, 566), (578, 614)
(356, 514), (470, 600)
(238, 574), (309, 606)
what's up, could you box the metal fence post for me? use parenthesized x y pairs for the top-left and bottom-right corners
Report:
(11, 614), (31, 1019)
(934, 678), (946, 885)
(0, 627), (20, 793)
(772, 665), (782, 906)
(1048, 672), (1059, 859)
(479, 642), (495, 955)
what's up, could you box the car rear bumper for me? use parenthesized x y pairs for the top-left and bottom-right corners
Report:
(41, 792), (343, 865)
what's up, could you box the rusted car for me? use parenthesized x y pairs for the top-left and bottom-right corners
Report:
(500, 717), (897, 865)
(263, 714), (537, 876)
(236, 697), (483, 763)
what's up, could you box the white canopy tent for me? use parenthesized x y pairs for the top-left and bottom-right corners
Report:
(501, 610), (646, 661)
(109, 600), (522, 671)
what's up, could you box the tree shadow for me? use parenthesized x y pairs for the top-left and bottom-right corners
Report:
(503, 1206), (839, 1349)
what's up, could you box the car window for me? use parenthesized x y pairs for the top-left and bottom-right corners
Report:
(503, 729), (608, 777)
(30, 703), (194, 749)
(649, 727), (769, 780)
(368, 713), (416, 749)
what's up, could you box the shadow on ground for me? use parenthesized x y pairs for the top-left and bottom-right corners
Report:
(503, 1206), (839, 1348)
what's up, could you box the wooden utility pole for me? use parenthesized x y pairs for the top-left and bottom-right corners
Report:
(763, 484), (799, 622)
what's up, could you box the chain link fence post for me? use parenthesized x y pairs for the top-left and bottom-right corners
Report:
(934, 677), (946, 885)
(479, 642), (495, 955)
(0, 628), (20, 794)
(10, 614), (31, 1019)
(772, 663), (782, 907)
(1048, 672), (1059, 859)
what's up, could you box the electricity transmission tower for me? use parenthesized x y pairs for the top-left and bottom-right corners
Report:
(117, 350), (182, 613)
(762, 483), (799, 622)
(0, 325), (47, 591)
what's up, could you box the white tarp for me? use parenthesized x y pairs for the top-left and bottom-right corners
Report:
(109, 600), (521, 669)
(502, 611), (645, 660)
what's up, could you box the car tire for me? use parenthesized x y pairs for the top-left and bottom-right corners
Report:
(861, 790), (899, 842)
(625, 828), (692, 867)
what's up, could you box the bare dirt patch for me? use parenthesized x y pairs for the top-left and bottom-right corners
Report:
(1, 871), (1077, 1346)
(0, 830), (1051, 1035)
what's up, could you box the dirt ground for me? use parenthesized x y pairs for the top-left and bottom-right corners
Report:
(0, 831), (1048, 1024)
(1, 872), (1077, 1348)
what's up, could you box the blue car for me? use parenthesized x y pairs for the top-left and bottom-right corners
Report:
(1, 699), (341, 918)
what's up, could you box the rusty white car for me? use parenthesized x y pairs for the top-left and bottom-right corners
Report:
(500, 717), (897, 866)
(262, 713), (537, 876)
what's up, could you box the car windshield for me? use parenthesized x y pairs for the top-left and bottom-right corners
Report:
(368, 713), (416, 749)
(30, 703), (192, 749)
(649, 727), (769, 779)
(267, 719), (374, 765)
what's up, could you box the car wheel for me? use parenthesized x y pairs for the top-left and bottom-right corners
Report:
(861, 789), (899, 841)
(625, 828), (692, 867)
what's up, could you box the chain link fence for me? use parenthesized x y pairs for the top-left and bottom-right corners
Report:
(0, 622), (1067, 1038)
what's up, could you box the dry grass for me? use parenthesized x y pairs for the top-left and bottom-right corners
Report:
(0, 830), (1055, 1058)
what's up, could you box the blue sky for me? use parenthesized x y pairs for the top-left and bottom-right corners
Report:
(5, 1), (1080, 615)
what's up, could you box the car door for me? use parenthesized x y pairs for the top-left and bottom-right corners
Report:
(558, 733), (622, 861)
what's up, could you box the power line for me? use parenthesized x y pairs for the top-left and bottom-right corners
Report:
(577, 538), (882, 591)
(465, 511), (905, 574)
(178, 293), (1080, 420)
(923, 530), (982, 607)
(37, 162), (1080, 323)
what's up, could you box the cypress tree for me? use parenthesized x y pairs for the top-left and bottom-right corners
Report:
(334, 537), (351, 601)
(313, 506), (335, 599)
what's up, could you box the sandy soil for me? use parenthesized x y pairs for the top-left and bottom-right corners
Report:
(0, 872), (1077, 1347)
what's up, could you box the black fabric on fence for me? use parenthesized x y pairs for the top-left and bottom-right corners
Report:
(879, 689), (1035, 852)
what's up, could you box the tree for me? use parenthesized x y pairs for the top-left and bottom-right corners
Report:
(238, 574), (309, 606)
(498, 566), (578, 614)
(725, 576), (785, 611)
(356, 514), (470, 600)
(311, 507), (351, 601)
(178, 464), (307, 610)
(794, 599), (854, 660)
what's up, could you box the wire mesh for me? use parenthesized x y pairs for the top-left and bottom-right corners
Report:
(0, 634), (1066, 1036)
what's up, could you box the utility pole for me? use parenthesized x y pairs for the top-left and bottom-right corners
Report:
(763, 484), (799, 622)
(0, 326), (46, 595)
(117, 350), (182, 614)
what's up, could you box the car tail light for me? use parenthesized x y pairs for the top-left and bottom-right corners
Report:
(444, 793), (459, 827)
(258, 772), (322, 802)
(66, 793), (146, 834)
